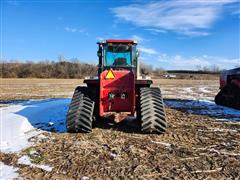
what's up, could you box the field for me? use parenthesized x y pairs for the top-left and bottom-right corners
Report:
(0, 77), (218, 100)
(1, 78), (240, 179)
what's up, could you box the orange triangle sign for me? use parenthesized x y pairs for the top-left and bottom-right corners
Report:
(105, 70), (115, 79)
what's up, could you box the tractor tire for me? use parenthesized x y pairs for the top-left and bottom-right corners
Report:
(139, 87), (167, 134)
(215, 84), (240, 110)
(67, 86), (95, 133)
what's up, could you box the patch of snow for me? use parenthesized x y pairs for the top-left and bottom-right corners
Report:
(193, 168), (222, 174)
(208, 149), (240, 156)
(81, 176), (90, 180)
(17, 155), (31, 165)
(198, 87), (211, 93)
(208, 127), (237, 133)
(38, 165), (53, 172)
(165, 99), (240, 120)
(0, 105), (37, 153)
(18, 155), (53, 172)
(48, 122), (54, 126)
(0, 99), (70, 153)
(36, 134), (47, 139)
(151, 140), (172, 147)
(198, 128), (237, 133)
(29, 150), (38, 156)
(161, 84), (218, 101)
(215, 119), (240, 124)
(0, 162), (19, 180)
(110, 153), (117, 159)
(182, 87), (193, 93)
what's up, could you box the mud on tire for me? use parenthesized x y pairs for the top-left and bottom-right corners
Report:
(67, 86), (95, 133)
(139, 87), (167, 134)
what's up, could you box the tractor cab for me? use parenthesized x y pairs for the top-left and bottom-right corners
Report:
(97, 40), (139, 77)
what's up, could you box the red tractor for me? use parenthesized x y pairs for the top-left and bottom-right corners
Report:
(215, 67), (240, 109)
(66, 40), (167, 133)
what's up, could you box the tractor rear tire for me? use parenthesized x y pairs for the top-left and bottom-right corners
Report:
(67, 86), (95, 133)
(139, 87), (167, 134)
(215, 84), (240, 110)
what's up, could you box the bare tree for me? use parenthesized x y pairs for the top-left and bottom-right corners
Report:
(210, 64), (220, 73)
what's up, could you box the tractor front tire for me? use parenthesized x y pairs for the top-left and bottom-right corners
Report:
(67, 86), (95, 133)
(139, 87), (167, 134)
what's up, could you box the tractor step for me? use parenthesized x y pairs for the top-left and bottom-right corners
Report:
(139, 87), (167, 134)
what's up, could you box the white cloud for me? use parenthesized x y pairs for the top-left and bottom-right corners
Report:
(65, 27), (87, 34)
(158, 54), (211, 67)
(138, 46), (239, 69)
(129, 35), (145, 42)
(145, 28), (167, 34)
(112, 0), (238, 36)
(173, 55), (211, 66)
(214, 57), (240, 66)
(65, 27), (77, 33)
(157, 53), (240, 70)
(139, 46), (158, 55)
(181, 30), (211, 37)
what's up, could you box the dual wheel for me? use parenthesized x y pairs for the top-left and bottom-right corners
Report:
(66, 86), (167, 133)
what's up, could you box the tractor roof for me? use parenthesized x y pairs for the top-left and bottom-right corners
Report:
(97, 39), (137, 44)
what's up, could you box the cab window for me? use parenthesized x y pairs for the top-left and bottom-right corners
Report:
(104, 44), (132, 67)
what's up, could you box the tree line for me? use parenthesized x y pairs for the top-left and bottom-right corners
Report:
(0, 60), (156, 78)
(0, 60), (98, 78)
(0, 60), (221, 79)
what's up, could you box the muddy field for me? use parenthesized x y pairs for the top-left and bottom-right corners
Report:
(1, 78), (240, 179)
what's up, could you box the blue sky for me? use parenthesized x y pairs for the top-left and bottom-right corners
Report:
(1, 0), (240, 70)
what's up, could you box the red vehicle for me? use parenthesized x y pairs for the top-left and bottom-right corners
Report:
(215, 67), (240, 109)
(66, 40), (167, 133)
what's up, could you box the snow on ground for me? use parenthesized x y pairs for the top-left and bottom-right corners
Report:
(18, 155), (53, 172)
(0, 99), (70, 153)
(161, 84), (240, 120)
(198, 87), (212, 93)
(165, 99), (240, 120)
(161, 85), (218, 101)
(0, 105), (36, 153)
(0, 162), (19, 180)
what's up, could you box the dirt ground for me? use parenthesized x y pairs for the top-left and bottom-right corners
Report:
(1, 78), (240, 179)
